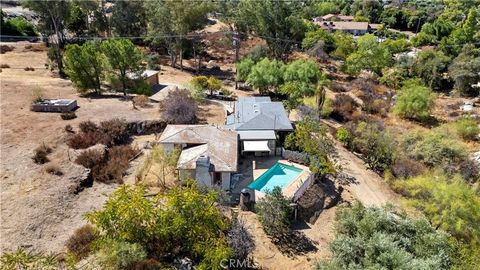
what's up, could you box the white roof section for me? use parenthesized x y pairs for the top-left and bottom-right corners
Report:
(149, 84), (183, 102)
(126, 69), (159, 80)
(238, 130), (276, 140)
(243, 141), (270, 152)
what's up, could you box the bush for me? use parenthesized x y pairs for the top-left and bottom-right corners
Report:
(256, 187), (292, 236)
(31, 86), (45, 104)
(99, 118), (130, 145)
(336, 127), (351, 146)
(67, 130), (109, 149)
(60, 112), (77, 120)
(66, 224), (96, 260)
(0, 45), (14, 54)
(320, 98), (333, 118)
(133, 80), (152, 96)
(93, 145), (138, 184)
(96, 239), (147, 270)
(331, 94), (358, 121)
(391, 156), (427, 179)
(329, 81), (346, 92)
(394, 79), (434, 122)
(0, 64), (10, 68)
(244, 45), (269, 62)
(0, 248), (61, 269)
(45, 163), (63, 176)
(24, 67), (35, 71)
(359, 93), (388, 116)
(400, 128), (467, 167)
(227, 217), (255, 263)
(133, 95), (150, 108)
(79, 120), (98, 133)
(452, 117), (479, 141)
(32, 144), (52, 164)
(65, 124), (74, 133)
(314, 203), (453, 270)
(75, 149), (105, 169)
(159, 88), (197, 124)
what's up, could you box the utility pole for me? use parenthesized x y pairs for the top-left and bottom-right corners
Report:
(233, 32), (240, 89)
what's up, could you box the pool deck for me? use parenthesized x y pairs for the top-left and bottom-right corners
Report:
(232, 156), (312, 201)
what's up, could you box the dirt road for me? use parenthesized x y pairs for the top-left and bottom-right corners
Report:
(333, 139), (399, 207)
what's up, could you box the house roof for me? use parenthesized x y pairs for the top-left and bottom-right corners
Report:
(126, 69), (159, 80)
(149, 84), (182, 102)
(224, 97), (293, 131)
(158, 125), (238, 172)
(317, 21), (370, 31)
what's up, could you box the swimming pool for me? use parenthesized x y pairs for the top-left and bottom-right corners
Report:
(248, 163), (303, 193)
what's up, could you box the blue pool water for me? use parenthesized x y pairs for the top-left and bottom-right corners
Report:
(248, 163), (303, 193)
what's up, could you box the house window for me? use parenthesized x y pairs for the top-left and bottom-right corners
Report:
(213, 172), (222, 185)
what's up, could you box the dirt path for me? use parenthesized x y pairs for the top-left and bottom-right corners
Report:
(333, 139), (399, 207)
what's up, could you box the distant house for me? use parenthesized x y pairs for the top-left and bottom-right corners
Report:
(313, 14), (354, 23)
(158, 125), (238, 190)
(224, 96), (293, 156)
(316, 21), (371, 36)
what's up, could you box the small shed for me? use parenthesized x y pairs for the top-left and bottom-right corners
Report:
(127, 70), (160, 87)
(31, 99), (77, 112)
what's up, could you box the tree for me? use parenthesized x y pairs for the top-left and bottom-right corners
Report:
(256, 186), (292, 235)
(111, 0), (147, 37)
(247, 58), (284, 94)
(314, 203), (453, 270)
(207, 76), (222, 96)
(394, 171), (480, 269)
(449, 44), (480, 96)
(331, 31), (355, 60)
(393, 79), (434, 122)
(236, 57), (255, 82)
(64, 41), (107, 95)
(159, 88), (197, 124)
(283, 59), (322, 97)
(22, 0), (70, 76)
(144, 0), (212, 69)
(411, 49), (451, 91)
(235, 0), (306, 59)
(302, 29), (334, 51)
(101, 39), (144, 96)
(351, 0), (383, 23)
(343, 34), (392, 75)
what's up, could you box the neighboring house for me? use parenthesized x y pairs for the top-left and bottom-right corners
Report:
(224, 96), (293, 156)
(316, 21), (371, 36)
(158, 125), (238, 190)
(313, 14), (354, 23)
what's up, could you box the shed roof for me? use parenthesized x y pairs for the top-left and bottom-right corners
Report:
(317, 21), (370, 31)
(238, 130), (276, 140)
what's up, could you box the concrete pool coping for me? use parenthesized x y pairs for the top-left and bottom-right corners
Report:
(251, 160), (313, 201)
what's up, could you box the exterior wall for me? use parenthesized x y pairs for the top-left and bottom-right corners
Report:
(146, 74), (158, 86)
(292, 173), (315, 201)
(221, 172), (231, 190)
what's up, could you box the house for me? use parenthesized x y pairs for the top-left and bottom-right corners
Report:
(313, 14), (354, 23)
(224, 96), (293, 156)
(148, 83), (182, 102)
(158, 125), (238, 190)
(126, 69), (160, 87)
(316, 21), (371, 36)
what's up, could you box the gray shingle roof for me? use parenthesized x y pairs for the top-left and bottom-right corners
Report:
(225, 97), (293, 131)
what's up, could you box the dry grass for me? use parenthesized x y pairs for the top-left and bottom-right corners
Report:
(133, 95), (151, 108)
(45, 163), (63, 176)
(0, 64), (10, 68)
(32, 144), (52, 164)
(60, 112), (77, 120)
(0, 45), (14, 54)
(135, 145), (179, 188)
(66, 224), (96, 260)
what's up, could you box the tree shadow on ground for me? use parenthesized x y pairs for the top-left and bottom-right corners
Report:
(270, 229), (318, 257)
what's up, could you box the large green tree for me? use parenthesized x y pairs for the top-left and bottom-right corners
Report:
(393, 79), (435, 122)
(247, 58), (284, 94)
(111, 0), (147, 37)
(101, 39), (144, 96)
(411, 49), (451, 91)
(315, 203), (453, 270)
(64, 41), (107, 95)
(449, 44), (480, 96)
(343, 34), (392, 75)
(144, 0), (212, 70)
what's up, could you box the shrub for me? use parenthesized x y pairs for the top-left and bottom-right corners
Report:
(314, 203), (453, 270)
(65, 124), (74, 133)
(60, 112), (76, 120)
(336, 127), (351, 146)
(133, 95), (150, 108)
(75, 149), (105, 169)
(320, 98), (333, 118)
(45, 163), (63, 176)
(400, 128), (467, 167)
(79, 121), (98, 133)
(66, 224), (96, 260)
(159, 88), (197, 124)
(0, 248), (61, 269)
(227, 217), (255, 263)
(350, 121), (396, 172)
(0, 64), (10, 68)
(133, 80), (152, 96)
(331, 94), (358, 121)
(67, 130), (109, 149)
(256, 186), (292, 236)
(96, 239), (147, 270)
(452, 117), (479, 141)
(393, 79), (434, 122)
(93, 145), (138, 183)
(329, 81), (346, 92)
(391, 156), (427, 179)
(24, 67), (35, 71)
(359, 93), (388, 116)
(0, 45), (14, 54)
(31, 86), (45, 104)
(99, 118), (130, 145)
(32, 144), (52, 164)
